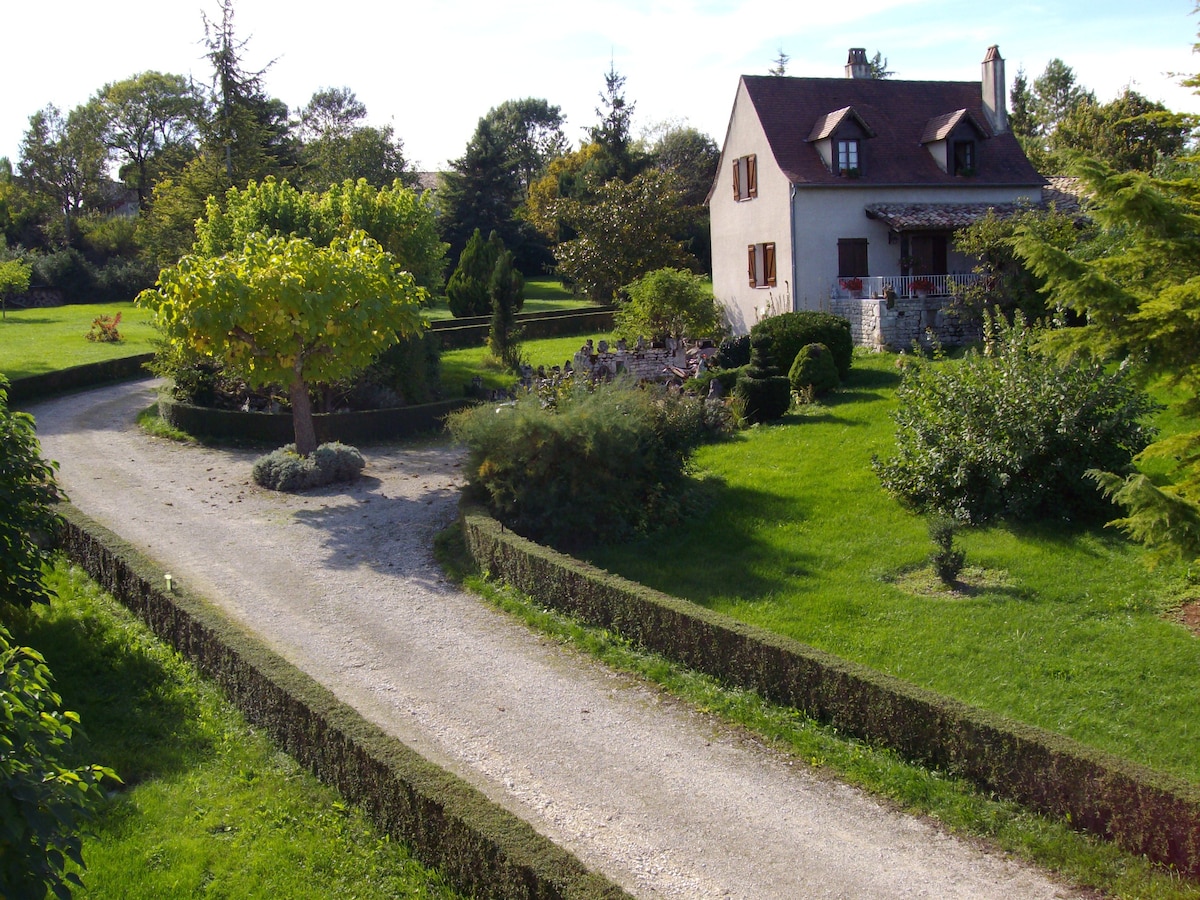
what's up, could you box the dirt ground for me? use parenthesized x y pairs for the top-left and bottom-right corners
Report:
(29, 379), (1086, 899)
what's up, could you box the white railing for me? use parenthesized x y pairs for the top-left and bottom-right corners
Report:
(832, 273), (983, 300)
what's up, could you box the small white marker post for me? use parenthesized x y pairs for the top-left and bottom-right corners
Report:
(165, 573), (173, 593)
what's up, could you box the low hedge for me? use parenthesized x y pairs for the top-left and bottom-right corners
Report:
(432, 307), (615, 350)
(462, 509), (1200, 878)
(8, 353), (154, 406)
(56, 505), (631, 900)
(158, 396), (474, 445)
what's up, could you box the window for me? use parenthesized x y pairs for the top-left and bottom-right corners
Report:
(747, 242), (776, 288)
(952, 140), (976, 175)
(732, 154), (757, 201)
(836, 139), (860, 175)
(837, 238), (868, 278)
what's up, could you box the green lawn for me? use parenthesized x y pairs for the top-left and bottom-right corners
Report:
(0, 302), (159, 379)
(425, 277), (597, 321)
(11, 562), (463, 900)
(440, 331), (618, 394)
(586, 352), (1200, 785)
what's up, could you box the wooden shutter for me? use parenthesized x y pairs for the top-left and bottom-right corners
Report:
(747, 154), (758, 198)
(764, 242), (776, 287)
(748, 244), (757, 286)
(733, 158), (742, 200)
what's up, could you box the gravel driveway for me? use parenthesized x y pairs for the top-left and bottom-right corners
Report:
(29, 379), (1083, 899)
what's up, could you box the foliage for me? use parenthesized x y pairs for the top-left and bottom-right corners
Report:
(873, 315), (1157, 524)
(1013, 156), (1200, 558)
(587, 64), (645, 183)
(1012, 58), (1096, 172)
(138, 230), (426, 455)
(446, 229), (500, 318)
(523, 143), (606, 242)
(0, 378), (62, 610)
(750, 310), (853, 379)
(85, 312), (122, 343)
(733, 333), (791, 424)
(1053, 89), (1192, 173)
(615, 267), (723, 343)
(788, 342), (839, 399)
(251, 442), (365, 492)
(713, 333), (751, 369)
(0, 255), (32, 315)
(0, 624), (118, 900)
(553, 169), (697, 301)
(951, 206), (1076, 321)
(927, 516), (966, 584)
(296, 87), (414, 192)
(449, 380), (723, 549)
(18, 104), (108, 247)
(487, 246), (524, 372)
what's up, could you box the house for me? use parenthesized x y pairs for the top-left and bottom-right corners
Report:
(708, 46), (1045, 346)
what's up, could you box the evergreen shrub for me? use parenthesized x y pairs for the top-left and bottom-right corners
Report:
(788, 342), (840, 399)
(750, 311), (853, 379)
(733, 333), (791, 424)
(252, 442), (365, 492)
(713, 333), (750, 369)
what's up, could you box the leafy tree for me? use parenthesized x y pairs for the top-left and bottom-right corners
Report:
(295, 87), (413, 191)
(648, 124), (719, 271)
(1032, 59), (1093, 135)
(0, 377), (62, 610)
(523, 142), (605, 242)
(1012, 156), (1200, 558)
(0, 254), (32, 318)
(873, 314), (1156, 524)
(481, 98), (568, 197)
(1051, 89), (1192, 172)
(94, 71), (205, 209)
(1009, 67), (1036, 145)
(1, 624), (118, 900)
(18, 105), (108, 246)
(615, 267), (723, 342)
(488, 246), (524, 371)
(552, 169), (697, 301)
(296, 87), (367, 140)
(138, 231), (426, 456)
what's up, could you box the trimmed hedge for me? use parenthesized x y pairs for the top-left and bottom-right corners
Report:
(158, 396), (473, 445)
(56, 505), (631, 900)
(462, 509), (1200, 879)
(8, 354), (154, 407)
(431, 307), (615, 350)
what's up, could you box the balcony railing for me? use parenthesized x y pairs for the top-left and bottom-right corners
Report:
(833, 273), (983, 300)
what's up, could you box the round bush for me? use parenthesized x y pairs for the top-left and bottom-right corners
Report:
(788, 343), (840, 398)
(252, 442), (365, 492)
(750, 311), (853, 379)
(733, 333), (791, 424)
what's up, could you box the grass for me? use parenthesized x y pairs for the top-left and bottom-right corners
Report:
(440, 331), (618, 394)
(0, 302), (158, 379)
(435, 525), (1200, 900)
(6, 561), (464, 899)
(424, 277), (597, 321)
(584, 351), (1200, 786)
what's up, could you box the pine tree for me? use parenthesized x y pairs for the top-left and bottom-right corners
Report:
(488, 247), (524, 371)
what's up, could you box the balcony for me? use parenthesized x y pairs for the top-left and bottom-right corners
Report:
(833, 273), (983, 300)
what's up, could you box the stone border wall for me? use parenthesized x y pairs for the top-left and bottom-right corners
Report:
(831, 298), (983, 349)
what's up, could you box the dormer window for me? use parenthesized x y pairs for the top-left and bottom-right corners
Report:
(952, 140), (976, 175)
(733, 154), (758, 201)
(836, 139), (861, 176)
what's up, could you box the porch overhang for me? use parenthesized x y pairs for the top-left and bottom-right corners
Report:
(864, 201), (1031, 232)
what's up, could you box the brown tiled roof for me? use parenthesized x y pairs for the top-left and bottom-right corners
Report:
(919, 108), (987, 143)
(807, 106), (875, 142)
(1042, 175), (1086, 216)
(741, 75), (1044, 188)
(865, 201), (1038, 230)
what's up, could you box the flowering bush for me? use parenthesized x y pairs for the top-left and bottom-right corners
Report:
(838, 277), (863, 292)
(910, 277), (935, 293)
(85, 312), (122, 342)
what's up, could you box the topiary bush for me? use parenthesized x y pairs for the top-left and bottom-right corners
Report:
(713, 333), (751, 369)
(448, 380), (726, 549)
(874, 315), (1158, 524)
(733, 333), (791, 424)
(788, 342), (840, 400)
(252, 442), (365, 492)
(750, 311), (853, 379)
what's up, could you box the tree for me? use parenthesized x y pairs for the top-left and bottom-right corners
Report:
(615, 267), (723, 342)
(0, 377), (61, 610)
(0, 254), (32, 318)
(295, 87), (414, 192)
(488, 246), (524, 371)
(552, 169), (697, 301)
(1012, 156), (1200, 558)
(1, 624), (118, 900)
(18, 105), (108, 246)
(94, 71), (205, 209)
(649, 125), (720, 272)
(588, 64), (644, 183)
(768, 48), (789, 76)
(445, 228), (520, 319)
(523, 142), (605, 242)
(868, 51), (893, 79)
(1051, 89), (1192, 173)
(481, 98), (568, 197)
(138, 231), (426, 456)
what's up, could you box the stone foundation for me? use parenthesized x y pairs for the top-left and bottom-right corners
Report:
(830, 297), (982, 350)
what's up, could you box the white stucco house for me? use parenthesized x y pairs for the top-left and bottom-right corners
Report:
(708, 46), (1046, 344)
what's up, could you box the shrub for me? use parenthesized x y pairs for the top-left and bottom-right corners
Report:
(0, 624), (118, 900)
(85, 312), (122, 343)
(733, 333), (791, 424)
(750, 311), (853, 379)
(448, 380), (725, 549)
(713, 333), (751, 369)
(252, 442), (365, 492)
(873, 315), (1158, 524)
(615, 267), (724, 344)
(928, 516), (966, 584)
(30, 248), (95, 302)
(0, 378), (62, 611)
(788, 342), (840, 399)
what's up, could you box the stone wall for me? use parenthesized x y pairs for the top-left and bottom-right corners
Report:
(831, 297), (982, 350)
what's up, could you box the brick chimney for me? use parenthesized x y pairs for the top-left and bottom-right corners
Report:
(845, 48), (871, 79)
(981, 45), (1008, 134)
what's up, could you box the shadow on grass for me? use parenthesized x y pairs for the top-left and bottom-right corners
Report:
(585, 477), (817, 608)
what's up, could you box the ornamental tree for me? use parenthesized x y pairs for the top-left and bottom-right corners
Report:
(615, 267), (723, 343)
(139, 230), (425, 456)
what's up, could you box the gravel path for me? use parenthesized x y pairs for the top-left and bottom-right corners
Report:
(30, 379), (1083, 900)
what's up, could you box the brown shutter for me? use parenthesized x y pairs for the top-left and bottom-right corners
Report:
(747, 154), (758, 198)
(748, 245), (757, 286)
(732, 158), (741, 200)
(764, 242), (776, 287)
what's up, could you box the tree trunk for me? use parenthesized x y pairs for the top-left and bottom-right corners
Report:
(289, 375), (318, 457)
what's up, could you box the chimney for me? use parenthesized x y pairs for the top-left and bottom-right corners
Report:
(981, 45), (1008, 134)
(845, 48), (871, 79)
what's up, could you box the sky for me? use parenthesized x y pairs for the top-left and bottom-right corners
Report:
(2, 0), (1198, 173)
